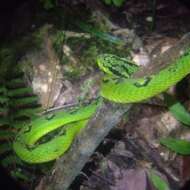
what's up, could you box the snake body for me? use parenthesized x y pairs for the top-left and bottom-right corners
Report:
(13, 101), (100, 163)
(97, 51), (190, 103)
(13, 44), (190, 163)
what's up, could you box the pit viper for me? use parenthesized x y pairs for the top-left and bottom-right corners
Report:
(13, 44), (190, 164)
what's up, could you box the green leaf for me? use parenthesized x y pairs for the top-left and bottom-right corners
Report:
(0, 118), (9, 126)
(1, 155), (24, 167)
(148, 170), (170, 190)
(10, 96), (38, 106)
(8, 87), (33, 97)
(160, 137), (190, 155)
(0, 130), (15, 140)
(78, 22), (125, 46)
(103, 0), (112, 5)
(6, 78), (24, 88)
(13, 107), (42, 118)
(0, 107), (8, 113)
(0, 87), (7, 94)
(11, 169), (29, 181)
(12, 120), (28, 129)
(40, 0), (56, 10)
(112, 0), (125, 7)
(0, 96), (9, 103)
(164, 93), (190, 126)
(0, 143), (12, 155)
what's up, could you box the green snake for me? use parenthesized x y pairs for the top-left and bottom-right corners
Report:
(13, 46), (190, 164)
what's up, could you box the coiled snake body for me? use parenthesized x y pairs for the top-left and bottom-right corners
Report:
(13, 45), (190, 163)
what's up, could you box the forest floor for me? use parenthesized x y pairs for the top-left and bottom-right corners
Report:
(1, 0), (190, 190)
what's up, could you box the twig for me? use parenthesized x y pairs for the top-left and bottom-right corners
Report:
(42, 97), (99, 114)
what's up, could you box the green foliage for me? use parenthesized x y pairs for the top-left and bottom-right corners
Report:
(13, 108), (42, 119)
(160, 137), (190, 155)
(78, 22), (125, 46)
(164, 93), (190, 126)
(53, 21), (130, 81)
(161, 93), (190, 155)
(0, 131), (15, 140)
(40, 0), (125, 9)
(11, 169), (30, 181)
(40, 0), (57, 10)
(10, 96), (39, 107)
(148, 170), (170, 190)
(8, 87), (33, 97)
(1, 155), (24, 168)
(103, 0), (126, 7)
(0, 61), (41, 181)
(0, 144), (12, 155)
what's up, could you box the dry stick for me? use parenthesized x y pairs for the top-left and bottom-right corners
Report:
(35, 33), (190, 190)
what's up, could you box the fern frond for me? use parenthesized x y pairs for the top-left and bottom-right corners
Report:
(8, 87), (33, 97)
(12, 121), (28, 129)
(1, 155), (24, 167)
(0, 118), (9, 126)
(0, 96), (9, 104)
(11, 169), (29, 181)
(13, 107), (42, 118)
(6, 78), (25, 88)
(0, 143), (12, 155)
(0, 87), (7, 94)
(0, 107), (8, 113)
(0, 130), (15, 140)
(10, 96), (39, 106)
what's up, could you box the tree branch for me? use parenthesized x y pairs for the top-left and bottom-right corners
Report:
(36, 100), (130, 190)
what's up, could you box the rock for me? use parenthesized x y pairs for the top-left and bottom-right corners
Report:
(19, 25), (63, 109)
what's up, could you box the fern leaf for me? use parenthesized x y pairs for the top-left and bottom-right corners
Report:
(6, 78), (25, 88)
(13, 107), (42, 118)
(0, 143), (12, 155)
(0, 87), (7, 94)
(8, 87), (33, 97)
(78, 22), (125, 45)
(1, 155), (24, 167)
(0, 96), (9, 104)
(0, 118), (9, 126)
(0, 130), (15, 140)
(0, 107), (8, 113)
(12, 121), (28, 129)
(10, 96), (39, 106)
(11, 169), (29, 181)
